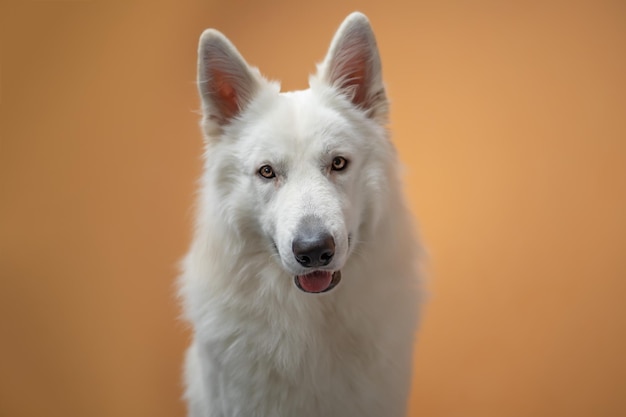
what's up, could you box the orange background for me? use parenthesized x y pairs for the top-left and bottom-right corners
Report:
(1, 1), (625, 416)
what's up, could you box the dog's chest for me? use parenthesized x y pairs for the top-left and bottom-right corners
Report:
(202, 304), (393, 416)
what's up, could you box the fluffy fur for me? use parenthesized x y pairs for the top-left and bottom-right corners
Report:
(179, 12), (423, 417)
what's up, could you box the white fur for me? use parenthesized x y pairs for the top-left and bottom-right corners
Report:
(179, 12), (423, 417)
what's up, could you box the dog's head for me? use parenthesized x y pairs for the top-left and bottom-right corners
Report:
(197, 13), (393, 293)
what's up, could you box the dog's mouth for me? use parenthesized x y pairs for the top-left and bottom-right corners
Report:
(294, 270), (342, 293)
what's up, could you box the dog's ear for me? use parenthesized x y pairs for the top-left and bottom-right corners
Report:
(197, 29), (262, 131)
(317, 12), (388, 121)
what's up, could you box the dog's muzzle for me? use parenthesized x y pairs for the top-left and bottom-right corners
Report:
(291, 215), (342, 293)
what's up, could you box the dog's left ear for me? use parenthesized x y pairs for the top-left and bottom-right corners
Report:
(317, 12), (388, 122)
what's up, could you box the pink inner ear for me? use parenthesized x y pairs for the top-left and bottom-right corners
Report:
(341, 62), (368, 108)
(329, 33), (371, 109)
(213, 69), (239, 121)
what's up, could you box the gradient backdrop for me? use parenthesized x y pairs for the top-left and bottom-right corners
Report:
(1, 1), (625, 416)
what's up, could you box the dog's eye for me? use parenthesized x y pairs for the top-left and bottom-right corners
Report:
(258, 165), (276, 179)
(331, 156), (348, 171)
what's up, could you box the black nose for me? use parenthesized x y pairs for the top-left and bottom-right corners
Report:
(292, 232), (335, 267)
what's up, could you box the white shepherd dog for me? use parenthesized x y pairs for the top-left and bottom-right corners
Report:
(179, 12), (423, 417)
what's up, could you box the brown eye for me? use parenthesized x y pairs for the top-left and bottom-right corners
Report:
(331, 156), (348, 171)
(258, 165), (276, 179)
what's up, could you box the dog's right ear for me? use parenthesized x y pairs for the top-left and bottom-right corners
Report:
(197, 29), (262, 132)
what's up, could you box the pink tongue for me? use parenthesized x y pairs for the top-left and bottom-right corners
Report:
(297, 271), (333, 293)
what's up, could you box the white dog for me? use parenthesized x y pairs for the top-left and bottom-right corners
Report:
(179, 12), (423, 417)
